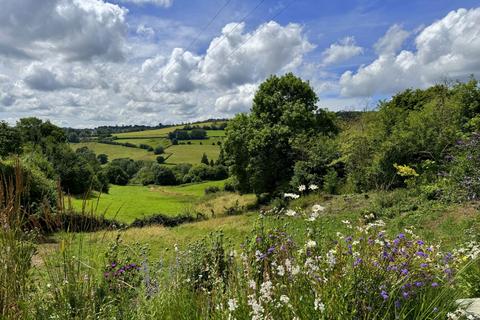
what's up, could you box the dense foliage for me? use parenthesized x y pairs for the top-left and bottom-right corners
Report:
(224, 75), (480, 201)
(0, 118), (108, 197)
(224, 73), (337, 195)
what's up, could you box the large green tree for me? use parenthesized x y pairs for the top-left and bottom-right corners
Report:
(0, 121), (21, 157)
(223, 73), (337, 195)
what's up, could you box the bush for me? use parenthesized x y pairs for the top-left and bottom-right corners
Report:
(154, 145), (164, 155)
(153, 165), (177, 185)
(97, 153), (108, 164)
(106, 165), (129, 185)
(204, 186), (220, 194)
(156, 156), (165, 164)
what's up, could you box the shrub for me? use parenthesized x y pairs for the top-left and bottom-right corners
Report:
(153, 165), (177, 185)
(156, 156), (165, 164)
(154, 145), (164, 155)
(97, 153), (108, 164)
(204, 186), (220, 194)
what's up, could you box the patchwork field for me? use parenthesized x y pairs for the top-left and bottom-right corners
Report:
(164, 144), (220, 164)
(114, 137), (171, 148)
(69, 180), (253, 223)
(71, 142), (157, 161)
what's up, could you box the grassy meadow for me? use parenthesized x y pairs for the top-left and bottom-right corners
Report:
(70, 180), (234, 223)
(165, 144), (221, 164)
(71, 142), (157, 161)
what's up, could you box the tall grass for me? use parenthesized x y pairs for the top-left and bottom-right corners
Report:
(0, 162), (37, 319)
(2, 165), (480, 319)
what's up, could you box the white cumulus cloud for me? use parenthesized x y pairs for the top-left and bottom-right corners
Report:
(322, 36), (363, 65)
(340, 8), (480, 97)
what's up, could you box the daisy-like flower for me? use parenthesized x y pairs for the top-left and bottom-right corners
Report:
(306, 240), (317, 248)
(312, 204), (325, 212)
(284, 193), (300, 199)
(314, 298), (325, 312)
(285, 209), (297, 217)
(309, 184), (319, 191)
(228, 298), (238, 312)
(280, 295), (290, 305)
(298, 185), (306, 192)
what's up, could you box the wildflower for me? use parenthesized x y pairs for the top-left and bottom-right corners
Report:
(280, 295), (290, 305)
(298, 185), (306, 192)
(260, 281), (273, 301)
(380, 290), (389, 300)
(285, 209), (297, 217)
(248, 280), (256, 290)
(284, 193), (300, 199)
(228, 298), (238, 312)
(277, 265), (285, 276)
(248, 294), (264, 320)
(309, 184), (319, 191)
(354, 257), (363, 266)
(314, 298), (325, 312)
(306, 240), (317, 248)
(431, 282), (439, 287)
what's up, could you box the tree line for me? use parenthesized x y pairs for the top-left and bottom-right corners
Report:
(223, 73), (480, 202)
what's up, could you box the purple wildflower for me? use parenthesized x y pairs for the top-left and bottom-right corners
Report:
(380, 290), (389, 300)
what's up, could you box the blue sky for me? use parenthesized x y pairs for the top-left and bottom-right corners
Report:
(0, 0), (480, 126)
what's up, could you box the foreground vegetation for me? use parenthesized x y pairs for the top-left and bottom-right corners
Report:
(2, 73), (480, 319)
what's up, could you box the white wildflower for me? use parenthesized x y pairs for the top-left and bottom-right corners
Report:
(307, 211), (319, 222)
(260, 281), (273, 302)
(326, 250), (336, 267)
(279, 295), (290, 305)
(285, 209), (297, 217)
(228, 298), (238, 312)
(277, 265), (285, 276)
(309, 184), (319, 191)
(314, 298), (325, 312)
(291, 265), (300, 275)
(248, 279), (256, 290)
(284, 193), (300, 199)
(306, 240), (317, 248)
(298, 185), (306, 192)
(248, 294), (264, 320)
(312, 204), (325, 212)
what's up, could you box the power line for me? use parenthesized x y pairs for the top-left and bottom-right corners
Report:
(148, 0), (235, 92)
(204, 0), (267, 55)
(195, 0), (297, 85)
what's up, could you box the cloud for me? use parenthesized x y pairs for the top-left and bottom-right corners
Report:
(340, 8), (480, 97)
(136, 24), (155, 38)
(198, 21), (314, 87)
(373, 24), (410, 55)
(120, 0), (173, 7)
(0, 93), (15, 107)
(322, 36), (363, 65)
(214, 83), (257, 113)
(0, 0), (127, 62)
(155, 48), (201, 92)
(23, 63), (104, 91)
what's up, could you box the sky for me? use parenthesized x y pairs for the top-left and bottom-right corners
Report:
(0, 0), (480, 127)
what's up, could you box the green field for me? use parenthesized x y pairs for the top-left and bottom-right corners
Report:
(115, 137), (171, 148)
(114, 126), (178, 138)
(165, 144), (220, 164)
(114, 121), (226, 139)
(70, 180), (228, 223)
(71, 142), (157, 161)
(205, 130), (226, 137)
